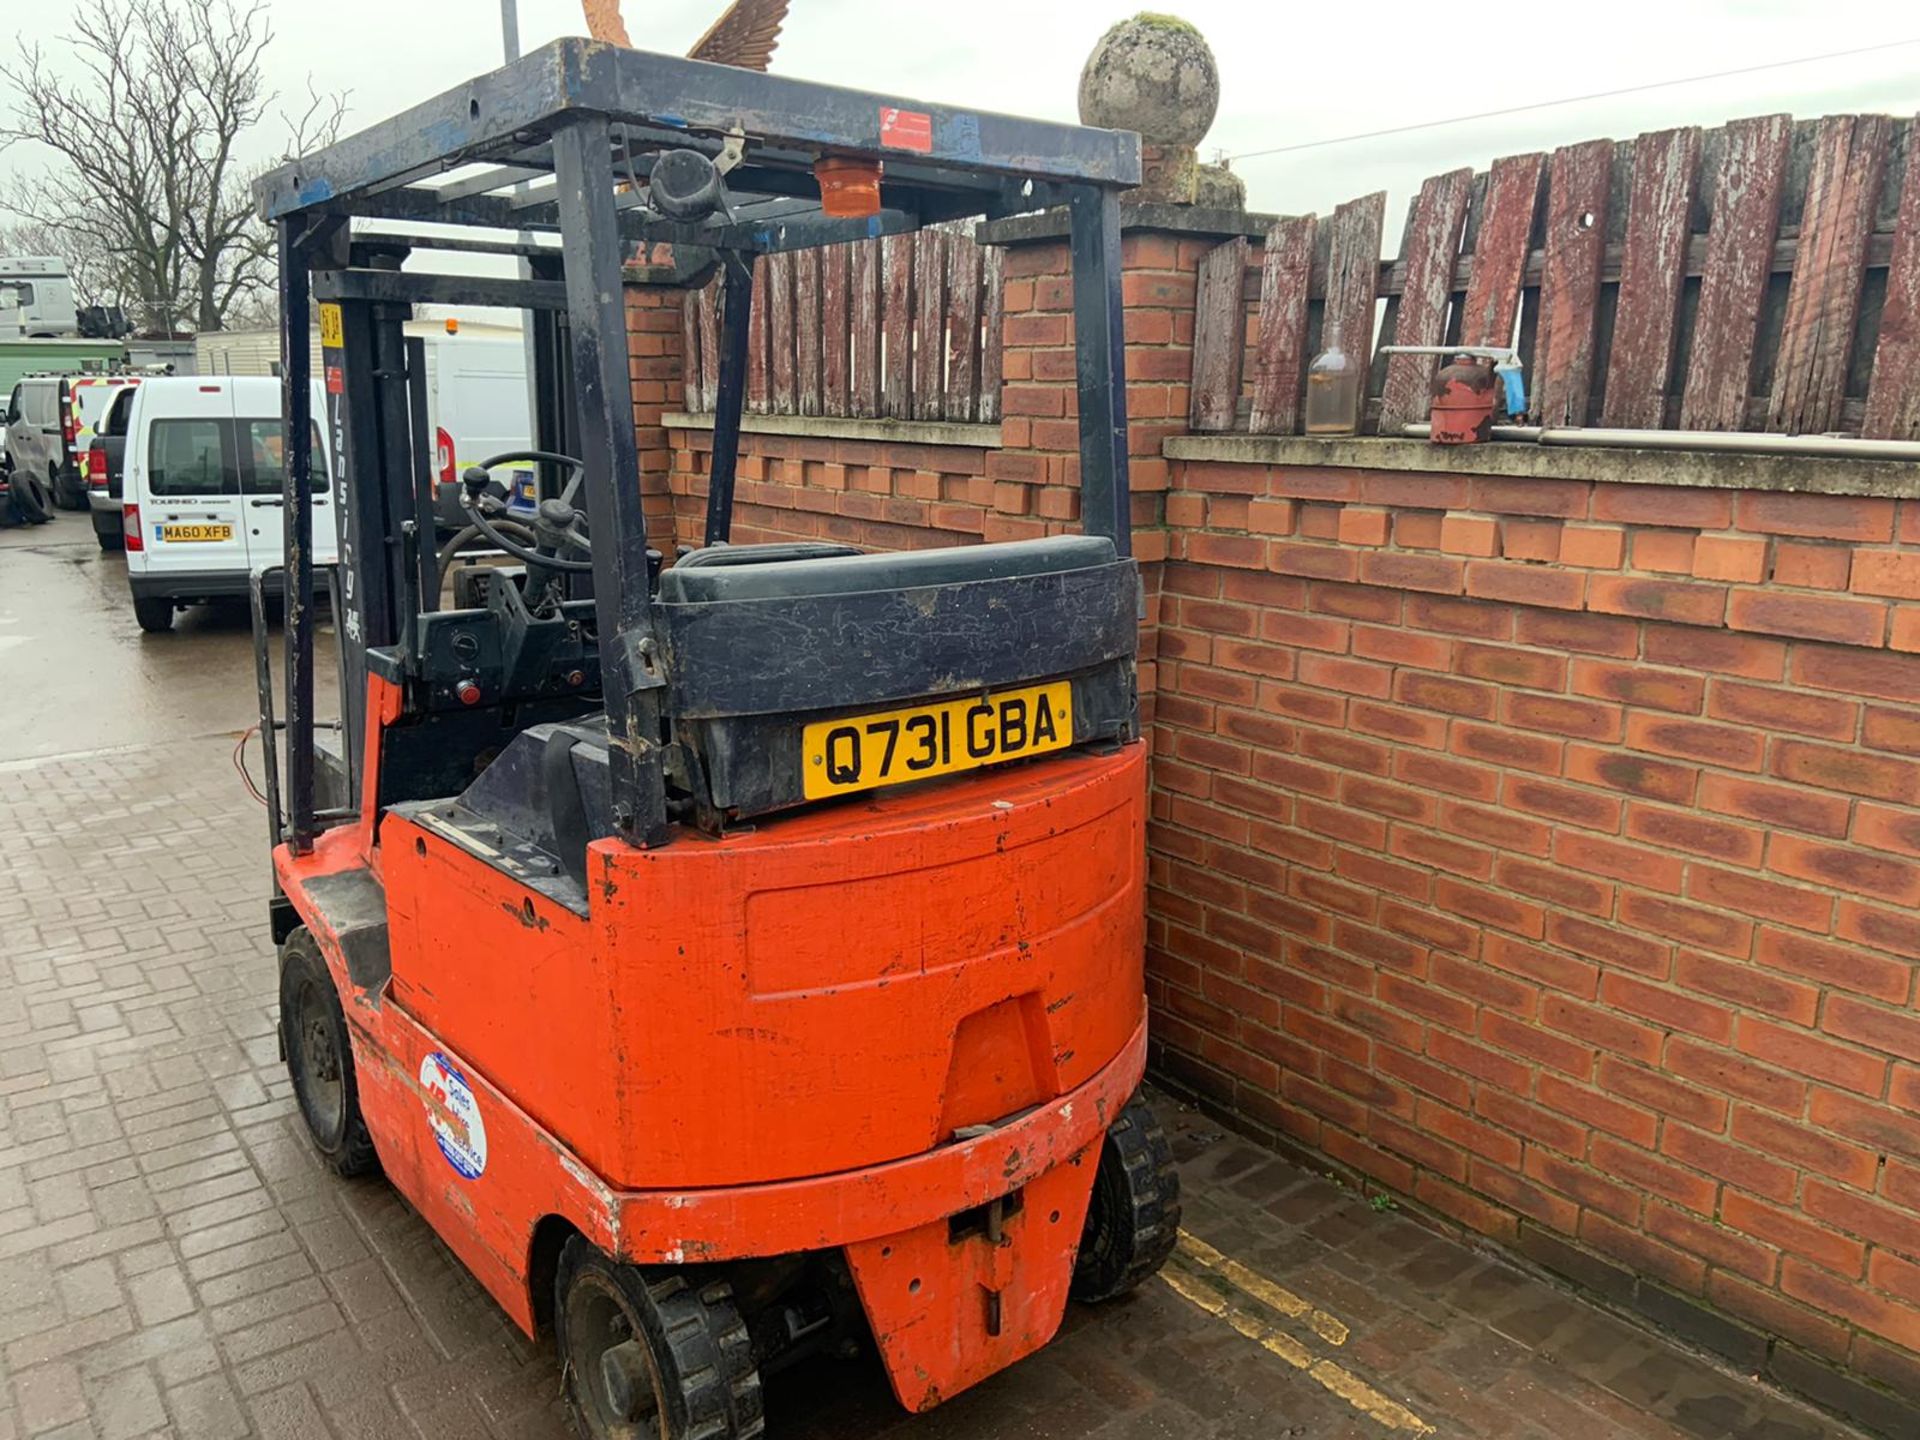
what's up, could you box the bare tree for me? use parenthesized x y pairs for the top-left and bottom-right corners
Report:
(0, 0), (344, 334)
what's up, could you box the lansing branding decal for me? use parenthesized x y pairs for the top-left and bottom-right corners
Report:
(419, 1052), (487, 1179)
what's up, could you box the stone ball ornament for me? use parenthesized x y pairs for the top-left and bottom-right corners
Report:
(1077, 12), (1222, 149)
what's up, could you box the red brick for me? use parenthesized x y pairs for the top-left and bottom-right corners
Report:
(1559, 523), (1626, 568)
(1593, 485), (1734, 528)
(1824, 993), (1920, 1060)
(1652, 1209), (1779, 1288)
(1338, 505), (1391, 546)
(1836, 900), (1920, 962)
(1417, 1097), (1524, 1169)
(1757, 928), (1911, 1002)
(1708, 1272), (1852, 1358)
(1698, 773), (1850, 839)
(1644, 624), (1786, 679)
(1708, 680), (1857, 740)
(1434, 876), (1546, 939)
(1863, 705), (1920, 755)
(1597, 1054), (1728, 1130)
(1772, 834), (1920, 904)
(1813, 1088), (1920, 1163)
(1727, 589), (1887, 647)
(1470, 476), (1590, 518)
(1733, 1108), (1878, 1189)
(1588, 575), (1728, 627)
(1515, 609), (1637, 657)
(1661, 1124), (1795, 1203)
(1739, 492), (1897, 542)
(1892, 607), (1920, 652)
(1505, 777), (1621, 833)
(1440, 512), (1499, 556)
(1503, 692), (1623, 742)
(1773, 739), (1919, 803)
(1671, 1035), (1808, 1112)
(1452, 723), (1562, 775)
(1692, 865), (1832, 931)
(1675, 949), (1817, 1024)
(1358, 551), (1469, 595)
(1463, 560), (1586, 610)
(1772, 540), (1853, 590)
(1556, 833), (1683, 892)
(1456, 642), (1566, 689)
(1738, 1017), (1884, 1098)
(1396, 751), (1499, 802)
(1446, 799), (1554, 853)
(1268, 541), (1358, 582)
(1538, 1073), (1657, 1146)
(1481, 1009), (1591, 1076)
(1726, 1197), (1865, 1275)
(1852, 550), (1920, 599)
(1246, 498), (1296, 535)
(1497, 856), (1613, 917)
(1592, 1135), (1717, 1212)
(1806, 1177), (1920, 1257)
(1541, 992), (1662, 1061)
(1782, 1258), (1920, 1351)
(1794, 643), (1920, 702)
(1525, 1150), (1642, 1223)
(1571, 660), (1704, 713)
(1268, 466), (1361, 502)
(1407, 594), (1512, 640)
(1624, 805), (1762, 866)
(1565, 744), (1697, 804)
(1855, 802), (1920, 859)
(1632, 528), (1698, 574)
(1393, 511), (1442, 548)
(1692, 534), (1770, 584)
(1393, 671), (1496, 719)
(1599, 973), (1733, 1044)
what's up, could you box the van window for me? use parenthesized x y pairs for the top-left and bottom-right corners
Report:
(239, 418), (328, 494)
(24, 384), (56, 427)
(1, 282), (36, 308)
(100, 388), (136, 436)
(147, 418), (235, 497)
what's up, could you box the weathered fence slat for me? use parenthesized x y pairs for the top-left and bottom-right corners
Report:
(1679, 113), (1793, 430)
(681, 288), (706, 412)
(822, 243), (852, 415)
(1190, 237), (1249, 431)
(851, 238), (881, 419)
(944, 239), (983, 422)
(912, 230), (949, 421)
(1248, 214), (1315, 434)
(1865, 119), (1920, 440)
(1532, 139), (1614, 425)
(1378, 168), (1473, 433)
(978, 245), (1005, 424)
(1460, 152), (1546, 347)
(697, 277), (722, 418)
(795, 247), (824, 417)
(1602, 127), (1701, 427)
(1767, 113), (1893, 434)
(767, 249), (797, 414)
(745, 255), (770, 413)
(882, 233), (914, 418)
(1323, 192), (1386, 433)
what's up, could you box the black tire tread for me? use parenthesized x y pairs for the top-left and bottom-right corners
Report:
(1072, 1093), (1183, 1304)
(559, 1240), (765, 1440)
(132, 597), (174, 633)
(279, 929), (379, 1178)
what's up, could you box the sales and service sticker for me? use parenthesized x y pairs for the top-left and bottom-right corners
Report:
(419, 1052), (487, 1179)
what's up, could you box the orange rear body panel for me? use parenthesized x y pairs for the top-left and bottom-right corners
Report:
(277, 718), (1149, 1411)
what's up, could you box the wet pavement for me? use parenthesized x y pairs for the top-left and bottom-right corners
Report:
(0, 515), (1869, 1439)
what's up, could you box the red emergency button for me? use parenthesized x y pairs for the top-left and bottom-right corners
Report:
(455, 680), (482, 706)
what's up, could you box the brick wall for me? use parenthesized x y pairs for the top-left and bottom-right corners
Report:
(1149, 460), (1920, 1402)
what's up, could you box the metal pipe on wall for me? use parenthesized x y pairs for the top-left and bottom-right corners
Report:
(1401, 423), (1920, 462)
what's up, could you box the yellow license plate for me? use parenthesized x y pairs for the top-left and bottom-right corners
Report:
(802, 681), (1074, 800)
(159, 524), (231, 543)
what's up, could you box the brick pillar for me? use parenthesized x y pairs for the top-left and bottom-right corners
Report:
(622, 268), (688, 558)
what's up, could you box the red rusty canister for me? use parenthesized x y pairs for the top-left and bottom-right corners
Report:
(1429, 354), (1497, 445)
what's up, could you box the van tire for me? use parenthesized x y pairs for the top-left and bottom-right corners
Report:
(9, 472), (51, 525)
(52, 466), (82, 510)
(133, 597), (174, 633)
(95, 525), (124, 553)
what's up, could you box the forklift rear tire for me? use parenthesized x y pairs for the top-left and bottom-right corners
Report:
(132, 597), (174, 633)
(1071, 1093), (1182, 1304)
(555, 1241), (765, 1440)
(280, 930), (379, 1178)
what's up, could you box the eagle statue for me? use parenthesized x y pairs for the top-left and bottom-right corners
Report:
(581, 0), (790, 70)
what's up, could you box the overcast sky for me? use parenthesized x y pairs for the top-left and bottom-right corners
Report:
(6, 0), (1918, 235)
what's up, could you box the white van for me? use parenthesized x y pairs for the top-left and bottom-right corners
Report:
(121, 377), (337, 633)
(0, 257), (80, 338)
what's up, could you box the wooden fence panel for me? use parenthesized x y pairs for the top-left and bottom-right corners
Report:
(746, 256), (770, 413)
(1323, 192), (1387, 432)
(1532, 139), (1613, 424)
(979, 246), (1005, 424)
(944, 239), (983, 422)
(912, 230), (949, 420)
(1679, 114), (1793, 430)
(1378, 168), (1473, 433)
(882, 233), (914, 418)
(1866, 122), (1920, 439)
(681, 287), (706, 413)
(1602, 127), (1701, 427)
(851, 238), (881, 419)
(1248, 214), (1315, 434)
(1460, 152), (1546, 347)
(1190, 237), (1249, 431)
(795, 247), (824, 417)
(1767, 114), (1892, 434)
(767, 250), (797, 414)
(822, 244), (852, 415)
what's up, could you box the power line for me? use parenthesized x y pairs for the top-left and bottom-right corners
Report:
(1226, 36), (1920, 163)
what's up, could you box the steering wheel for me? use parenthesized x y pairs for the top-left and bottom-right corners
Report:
(454, 449), (596, 574)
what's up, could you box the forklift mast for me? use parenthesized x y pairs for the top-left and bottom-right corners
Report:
(254, 38), (1141, 863)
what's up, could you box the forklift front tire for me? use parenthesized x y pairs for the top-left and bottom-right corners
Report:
(280, 930), (379, 1178)
(1071, 1093), (1182, 1304)
(556, 1240), (765, 1440)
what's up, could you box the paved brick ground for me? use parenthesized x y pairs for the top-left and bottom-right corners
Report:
(0, 531), (1872, 1440)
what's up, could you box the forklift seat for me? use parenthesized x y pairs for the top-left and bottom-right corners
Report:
(658, 536), (1118, 605)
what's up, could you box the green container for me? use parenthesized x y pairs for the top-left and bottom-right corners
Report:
(0, 339), (128, 395)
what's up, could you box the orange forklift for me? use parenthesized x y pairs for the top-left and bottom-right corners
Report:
(251, 38), (1175, 1437)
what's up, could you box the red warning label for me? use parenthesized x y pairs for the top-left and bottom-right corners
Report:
(879, 107), (933, 154)
(325, 365), (344, 396)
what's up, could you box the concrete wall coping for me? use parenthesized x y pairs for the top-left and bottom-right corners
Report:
(1166, 434), (1920, 499)
(662, 412), (1002, 448)
(976, 203), (1280, 247)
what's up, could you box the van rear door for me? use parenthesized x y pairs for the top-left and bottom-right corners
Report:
(237, 407), (338, 572)
(135, 384), (248, 582)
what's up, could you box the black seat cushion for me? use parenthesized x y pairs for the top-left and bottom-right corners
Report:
(657, 535), (1118, 605)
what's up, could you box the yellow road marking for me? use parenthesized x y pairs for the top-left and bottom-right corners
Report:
(1177, 1230), (1351, 1346)
(1163, 1241), (1434, 1435)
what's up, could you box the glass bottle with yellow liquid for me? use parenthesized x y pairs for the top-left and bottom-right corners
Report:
(1304, 320), (1360, 436)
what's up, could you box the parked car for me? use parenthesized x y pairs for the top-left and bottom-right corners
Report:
(121, 376), (336, 633)
(85, 383), (143, 550)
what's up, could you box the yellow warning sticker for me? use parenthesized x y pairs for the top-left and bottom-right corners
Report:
(318, 303), (344, 349)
